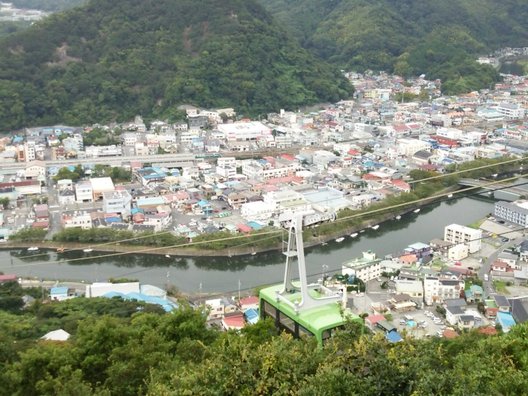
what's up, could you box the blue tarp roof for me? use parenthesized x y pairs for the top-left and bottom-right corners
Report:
(51, 286), (69, 295)
(102, 291), (178, 312)
(244, 308), (259, 324)
(247, 221), (263, 230)
(386, 330), (403, 343)
(497, 311), (515, 332)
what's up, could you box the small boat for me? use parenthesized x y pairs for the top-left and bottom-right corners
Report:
(165, 254), (171, 258)
(371, 225), (380, 230)
(27, 246), (39, 252)
(251, 252), (256, 256)
(56, 247), (65, 253)
(321, 242), (328, 246)
(413, 208), (421, 214)
(447, 193), (453, 198)
(350, 233), (359, 238)
(335, 237), (345, 243)
(83, 248), (93, 253)
(359, 229), (366, 233)
(395, 215), (402, 220)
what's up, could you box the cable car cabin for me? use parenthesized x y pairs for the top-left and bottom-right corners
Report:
(259, 284), (362, 346)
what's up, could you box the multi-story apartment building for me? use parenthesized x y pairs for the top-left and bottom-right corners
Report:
(444, 224), (482, 254)
(494, 201), (528, 227)
(342, 250), (382, 282)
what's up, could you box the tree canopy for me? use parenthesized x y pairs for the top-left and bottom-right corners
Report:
(0, 0), (353, 130)
(262, 0), (528, 93)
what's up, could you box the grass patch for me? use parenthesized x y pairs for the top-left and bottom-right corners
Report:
(467, 218), (485, 229)
(493, 280), (510, 294)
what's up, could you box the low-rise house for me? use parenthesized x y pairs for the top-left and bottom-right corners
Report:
(50, 286), (76, 301)
(222, 311), (246, 331)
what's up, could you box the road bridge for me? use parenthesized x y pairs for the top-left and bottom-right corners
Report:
(458, 178), (528, 200)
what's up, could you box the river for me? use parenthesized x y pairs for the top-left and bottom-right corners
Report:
(0, 196), (494, 294)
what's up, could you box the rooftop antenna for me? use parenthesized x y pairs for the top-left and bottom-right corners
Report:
(277, 212), (341, 312)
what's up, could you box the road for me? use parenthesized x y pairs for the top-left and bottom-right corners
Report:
(479, 237), (524, 297)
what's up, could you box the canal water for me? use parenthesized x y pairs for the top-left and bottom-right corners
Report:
(0, 196), (494, 293)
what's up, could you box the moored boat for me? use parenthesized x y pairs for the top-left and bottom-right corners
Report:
(413, 208), (421, 214)
(350, 233), (359, 238)
(335, 237), (345, 243)
(371, 225), (380, 230)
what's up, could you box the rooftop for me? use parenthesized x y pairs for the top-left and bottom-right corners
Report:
(259, 284), (359, 333)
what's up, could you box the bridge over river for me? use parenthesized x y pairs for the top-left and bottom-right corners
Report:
(458, 178), (528, 201)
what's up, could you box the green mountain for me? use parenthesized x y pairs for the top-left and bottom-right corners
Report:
(10, 0), (86, 12)
(262, 0), (528, 93)
(0, 0), (353, 130)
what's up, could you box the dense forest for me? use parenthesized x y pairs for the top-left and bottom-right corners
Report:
(1, 279), (528, 395)
(10, 0), (85, 12)
(262, 0), (528, 94)
(0, 0), (353, 130)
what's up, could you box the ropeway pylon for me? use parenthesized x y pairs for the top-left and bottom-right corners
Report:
(276, 213), (341, 313)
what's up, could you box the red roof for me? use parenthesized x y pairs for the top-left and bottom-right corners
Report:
(0, 274), (17, 283)
(348, 149), (361, 156)
(0, 180), (39, 188)
(362, 173), (381, 181)
(478, 326), (498, 336)
(239, 296), (259, 307)
(280, 154), (295, 161)
(32, 220), (49, 229)
(237, 224), (252, 233)
(443, 329), (459, 339)
(365, 314), (385, 325)
(222, 312), (246, 330)
(390, 179), (411, 191)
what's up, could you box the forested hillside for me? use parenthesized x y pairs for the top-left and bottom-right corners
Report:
(10, 0), (85, 12)
(263, 0), (528, 93)
(0, 279), (527, 395)
(0, 0), (353, 130)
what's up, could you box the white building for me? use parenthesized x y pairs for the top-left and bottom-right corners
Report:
(217, 121), (272, 142)
(75, 181), (93, 203)
(62, 211), (92, 229)
(24, 161), (46, 181)
(496, 102), (525, 120)
(494, 201), (528, 227)
(394, 279), (424, 298)
(397, 138), (431, 157)
(90, 177), (115, 200)
(86, 282), (140, 298)
(241, 200), (276, 221)
(24, 142), (36, 162)
(341, 250), (382, 282)
(444, 224), (482, 254)
(263, 189), (310, 215)
(447, 243), (469, 261)
(103, 190), (132, 218)
(424, 277), (464, 305)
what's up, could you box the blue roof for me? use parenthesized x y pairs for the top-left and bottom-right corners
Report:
(197, 199), (210, 207)
(247, 221), (263, 230)
(102, 291), (178, 312)
(386, 330), (403, 343)
(244, 308), (259, 324)
(51, 286), (69, 295)
(496, 311), (515, 332)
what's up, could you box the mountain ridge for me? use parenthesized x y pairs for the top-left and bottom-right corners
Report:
(0, 0), (353, 130)
(262, 0), (528, 93)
